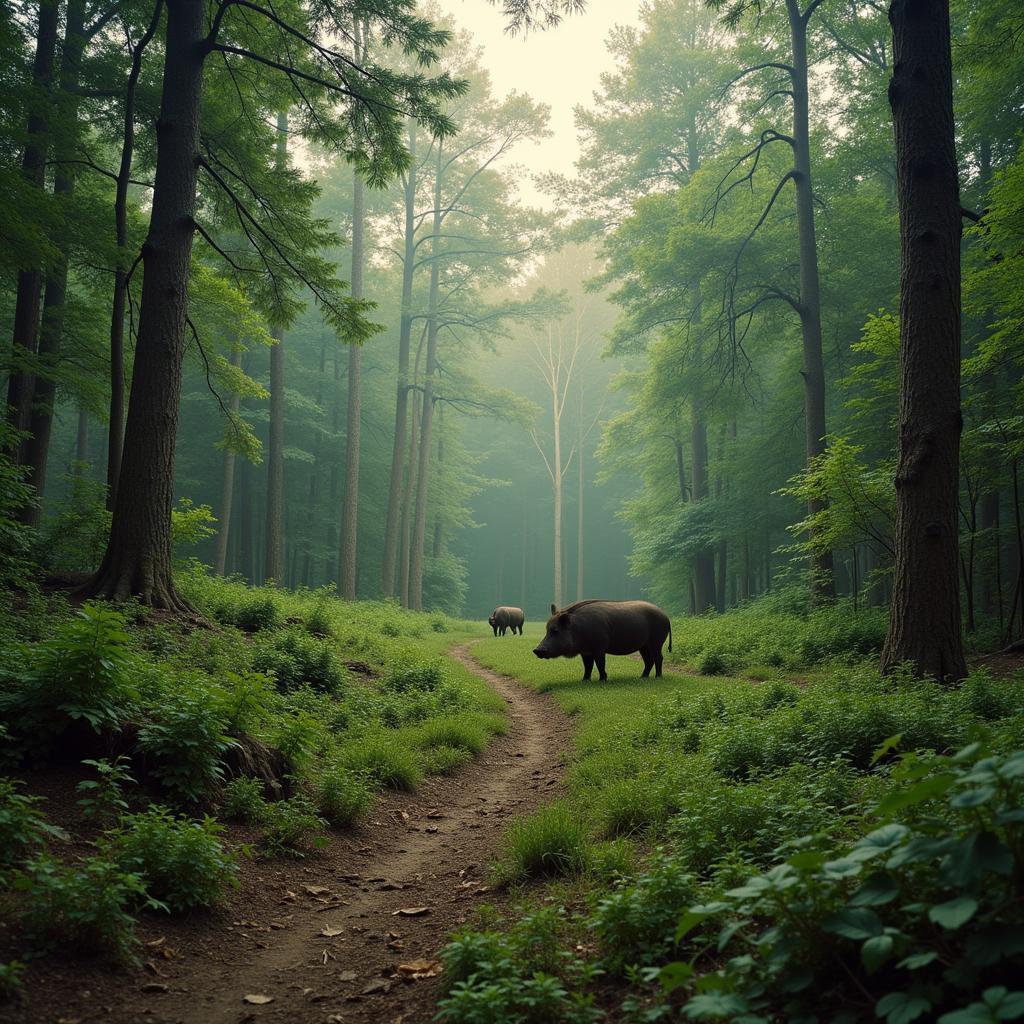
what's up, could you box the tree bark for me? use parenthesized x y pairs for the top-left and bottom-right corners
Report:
(264, 111), (288, 585)
(21, 0), (88, 523)
(691, 406), (715, 613)
(399, 373), (421, 608)
(239, 454), (254, 581)
(381, 119), (417, 597)
(880, 0), (967, 680)
(213, 346), (242, 575)
(338, 165), (365, 599)
(106, 0), (162, 510)
(432, 404), (444, 559)
(576, 404), (585, 602)
(409, 143), (443, 612)
(74, 406), (89, 471)
(7, 0), (59, 447)
(82, 0), (206, 609)
(787, 0), (835, 603)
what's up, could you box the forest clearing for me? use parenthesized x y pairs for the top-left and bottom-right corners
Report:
(2, 0), (1024, 1019)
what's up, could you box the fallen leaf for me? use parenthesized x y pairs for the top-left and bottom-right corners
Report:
(338, 970), (357, 982)
(145, 937), (166, 948)
(303, 884), (331, 896)
(320, 925), (345, 937)
(361, 979), (392, 995)
(392, 907), (430, 917)
(386, 939), (406, 951)
(426, 810), (443, 819)
(243, 994), (274, 1005)
(145, 960), (166, 977)
(397, 959), (443, 979)
(425, 825), (439, 834)
(141, 982), (168, 993)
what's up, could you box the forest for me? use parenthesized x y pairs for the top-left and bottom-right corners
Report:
(1, 0), (1022, 1021)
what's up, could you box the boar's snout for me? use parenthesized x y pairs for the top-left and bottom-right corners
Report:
(532, 644), (547, 659)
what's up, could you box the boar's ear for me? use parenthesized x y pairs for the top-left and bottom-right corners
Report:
(550, 603), (557, 616)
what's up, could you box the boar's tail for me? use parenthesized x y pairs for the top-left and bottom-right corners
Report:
(668, 620), (672, 652)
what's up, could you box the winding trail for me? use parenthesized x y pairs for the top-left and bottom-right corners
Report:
(2, 642), (572, 1024)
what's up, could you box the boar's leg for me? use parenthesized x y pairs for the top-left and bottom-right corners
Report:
(594, 653), (608, 681)
(654, 648), (664, 677)
(581, 654), (594, 680)
(640, 647), (654, 678)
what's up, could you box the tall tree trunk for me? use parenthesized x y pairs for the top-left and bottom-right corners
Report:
(6, 0), (59, 448)
(304, 338), (327, 588)
(264, 111), (288, 585)
(339, 165), (365, 599)
(880, 0), (967, 680)
(213, 346), (242, 575)
(576, 407), (585, 602)
(21, 0), (88, 523)
(400, 381), (421, 608)
(432, 404), (444, 559)
(409, 144), (443, 612)
(551, 353), (564, 609)
(787, 0), (835, 603)
(239, 455), (254, 581)
(106, 0), (162, 510)
(326, 350), (342, 584)
(83, 0), (205, 609)
(691, 407), (715, 612)
(381, 119), (417, 597)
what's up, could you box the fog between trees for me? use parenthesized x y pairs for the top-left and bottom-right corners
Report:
(4, 0), (1023, 678)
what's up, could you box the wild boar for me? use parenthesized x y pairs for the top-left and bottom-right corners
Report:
(533, 599), (672, 681)
(488, 605), (525, 637)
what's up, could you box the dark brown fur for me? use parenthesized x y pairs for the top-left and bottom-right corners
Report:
(533, 599), (672, 681)
(488, 605), (525, 636)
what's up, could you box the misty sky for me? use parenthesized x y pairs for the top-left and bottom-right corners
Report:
(434, 1), (645, 206)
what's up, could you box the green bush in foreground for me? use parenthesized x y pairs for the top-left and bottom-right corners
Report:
(15, 853), (155, 962)
(252, 628), (346, 694)
(0, 778), (63, 872)
(660, 743), (1024, 1023)
(111, 806), (241, 911)
(341, 732), (423, 791)
(0, 959), (24, 1000)
(316, 767), (374, 827)
(259, 795), (328, 858)
(502, 803), (592, 882)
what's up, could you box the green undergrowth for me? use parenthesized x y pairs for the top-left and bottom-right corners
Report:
(443, 630), (1024, 1024)
(0, 568), (500, 966)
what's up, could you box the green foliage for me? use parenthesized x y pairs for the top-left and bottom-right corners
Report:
(258, 794), (328, 859)
(502, 803), (592, 882)
(0, 603), (135, 748)
(316, 767), (374, 827)
(111, 806), (241, 911)
(0, 778), (62, 873)
(590, 852), (698, 973)
(0, 424), (36, 589)
(170, 497), (217, 561)
(75, 757), (136, 822)
(136, 695), (234, 804)
(15, 853), (155, 962)
(0, 960), (24, 1001)
(221, 776), (267, 823)
(215, 671), (275, 735)
(438, 908), (601, 1024)
(384, 658), (447, 693)
(252, 627), (346, 694)
(341, 732), (423, 791)
(35, 473), (110, 575)
(660, 744), (1024, 1023)
(232, 591), (283, 633)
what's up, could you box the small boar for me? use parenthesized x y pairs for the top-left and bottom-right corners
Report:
(488, 605), (525, 637)
(533, 599), (672, 681)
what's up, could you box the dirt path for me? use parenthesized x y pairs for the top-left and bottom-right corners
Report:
(2, 643), (573, 1024)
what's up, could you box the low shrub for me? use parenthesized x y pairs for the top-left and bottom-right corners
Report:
(136, 694), (234, 804)
(252, 628), (346, 694)
(259, 795), (328, 858)
(416, 717), (488, 755)
(221, 776), (267, 823)
(0, 960), (23, 1001)
(661, 744), (1024, 1023)
(15, 853), (154, 962)
(233, 592), (281, 633)
(341, 733), (423, 791)
(590, 851), (698, 973)
(421, 744), (473, 775)
(316, 768), (373, 827)
(75, 756), (135, 822)
(502, 803), (592, 882)
(0, 778), (62, 872)
(112, 806), (241, 911)
(0, 603), (135, 749)
(383, 659), (446, 693)
(696, 649), (730, 676)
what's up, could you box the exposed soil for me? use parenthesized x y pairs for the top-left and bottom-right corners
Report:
(0, 642), (574, 1024)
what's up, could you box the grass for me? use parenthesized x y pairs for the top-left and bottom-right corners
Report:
(443, 618), (1024, 1022)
